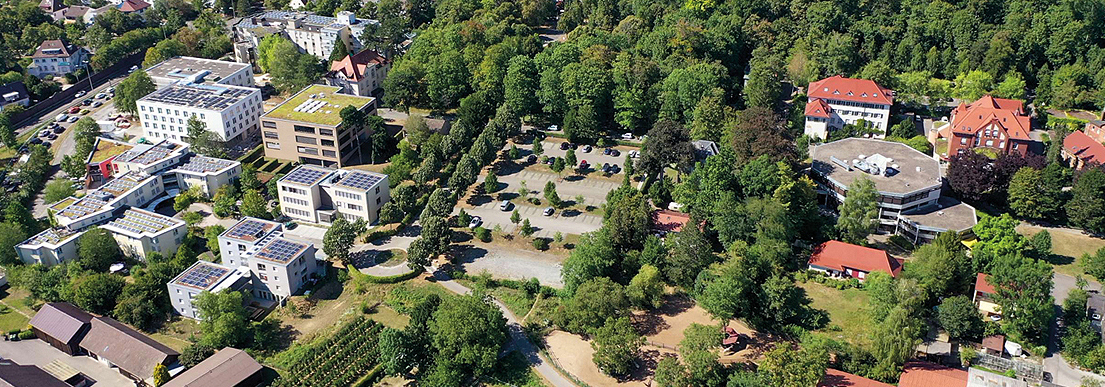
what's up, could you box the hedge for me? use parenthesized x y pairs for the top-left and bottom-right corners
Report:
(351, 364), (384, 387)
(360, 266), (424, 284)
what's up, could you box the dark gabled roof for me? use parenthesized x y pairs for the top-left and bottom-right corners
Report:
(0, 82), (28, 103)
(79, 317), (179, 381)
(163, 348), (262, 387)
(0, 363), (70, 387)
(28, 302), (92, 344)
(31, 40), (80, 59)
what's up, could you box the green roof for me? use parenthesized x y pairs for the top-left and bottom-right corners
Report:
(263, 85), (374, 127)
(88, 140), (133, 163)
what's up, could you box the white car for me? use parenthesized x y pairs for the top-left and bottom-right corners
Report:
(91, 101), (103, 108)
(543, 207), (554, 216)
(468, 216), (483, 229)
(628, 150), (640, 158)
(67, 116), (79, 123)
(499, 200), (511, 211)
(128, 65), (139, 73)
(75, 91), (86, 98)
(546, 125), (559, 131)
(55, 113), (69, 122)
(95, 93), (107, 99)
(107, 86), (115, 93)
(621, 133), (634, 140)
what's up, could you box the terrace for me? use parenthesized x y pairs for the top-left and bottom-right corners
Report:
(87, 139), (134, 164)
(264, 85), (374, 126)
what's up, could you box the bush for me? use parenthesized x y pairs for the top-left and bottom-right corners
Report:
(17, 330), (35, 340)
(474, 226), (491, 242)
(888, 235), (915, 251)
(522, 278), (540, 295)
(533, 238), (550, 250)
(360, 267), (425, 284)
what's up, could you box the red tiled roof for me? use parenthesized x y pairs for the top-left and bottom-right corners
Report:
(819, 369), (893, 387)
(809, 241), (902, 277)
(805, 98), (833, 118)
(117, 0), (149, 12)
(330, 49), (389, 82)
(1064, 130), (1105, 166)
(950, 95), (1031, 141)
(898, 361), (968, 387)
(808, 76), (894, 106)
(651, 210), (690, 233)
(975, 273), (996, 295)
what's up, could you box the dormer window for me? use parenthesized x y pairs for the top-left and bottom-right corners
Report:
(846, 91), (854, 96)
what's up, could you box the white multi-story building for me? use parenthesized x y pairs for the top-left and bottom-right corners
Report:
(277, 165), (390, 225)
(50, 171), (165, 229)
(325, 49), (390, 97)
(168, 261), (252, 319)
(100, 208), (186, 261)
(146, 57), (255, 89)
(15, 228), (84, 266)
(111, 139), (191, 176)
(168, 156), (242, 197)
(137, 82), (263, 143)
(233, 11), (379, 60)
(217, 218), (321, 302)
(27, 39), (88, 78)
(804, 76), (894, 140)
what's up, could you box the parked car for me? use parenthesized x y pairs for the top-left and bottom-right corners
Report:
(41, 141), (51, 148)
(628, 150), (640, 158)
(621, 133), (634, 140)
(582, 145), (592, 153)
(47, 133), (57, 140)
(91, 101), (103, 108)
(94, 93), (107, 99)
(52, 126), (64, 134)
(543, 207), (554, 216)
(128, 65), (138, 73)
(610, 164), (620, 174)
(499, 200), (512, 211)
(546, 124), (559, 131)
(559, 142), (570, 150)
(601, 163), (610, 172)
(545, 156), (557, 165)
(55, 114), (69, 122)
(39, 130), (50, 137)
(107, 86), (115, 93)
(284, 221), (298, 230)
(610, 149), (620, 157)
(602, 148), (611, 155)
(75, 90), (86, 98)
(67, 116), (79, 123)
(579, 160), (589, 169)
(527, 154), (537, 163)
(81, 99), (92, 106)
(468, 216), (483, 229)
(67, 106), (81, 114)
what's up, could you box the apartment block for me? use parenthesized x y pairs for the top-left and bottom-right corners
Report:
(277, 164), (390, 225)
(146, 56), (254, 89)
(260, 84), (377, 167)
(168, 156), (242, 197)
(805, 76), (893, 140)
(217, 217), (321, 302)
(168, 261), (251, 319)
(111, 139), (190, 176)
(100, 208), (186, 261)
(16, 227), (83, 266)
(233, 11), (378, 60)
(137, 81), (263, 143)
(50, 171), (165, 229)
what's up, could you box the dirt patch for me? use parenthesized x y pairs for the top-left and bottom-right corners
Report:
(545, 331), (644, 387)
(633, 295), (777, 365)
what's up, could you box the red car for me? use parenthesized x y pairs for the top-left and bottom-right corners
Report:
(67, 106), (81, 114)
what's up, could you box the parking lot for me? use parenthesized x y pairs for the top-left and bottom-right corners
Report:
(0, 339), (136, 387)
(516, 139), (638, 174)
(459, 201), (603, 238)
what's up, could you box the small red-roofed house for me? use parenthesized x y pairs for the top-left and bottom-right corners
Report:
(945, 95), (1032, 158)
(117, 0), (149, 14)
(1062, 130), (1105, 170)
(898, 361), (967, 387)
(807, 240), (902, 280)
(974, 273), (1001, 318)
(818, 369), (893, 387)
(804, 76), (894, 140)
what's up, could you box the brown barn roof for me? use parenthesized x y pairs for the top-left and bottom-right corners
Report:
(28, 302), (92, 344)
(79, 317), (179, 381)
(818, 369), (893, 387)
(163, 348), (262, 387)
(0, 363), (70, 387)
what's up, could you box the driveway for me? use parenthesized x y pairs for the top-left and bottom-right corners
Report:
(485, 169), (619, 207)
(1046, 273), (1105, 386)
(455, 244), (564, 288)
(0, 339), (136, 387)
(460, 202), (602, 238)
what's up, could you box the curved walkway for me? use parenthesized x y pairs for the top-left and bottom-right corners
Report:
(353, 235), (418, 277)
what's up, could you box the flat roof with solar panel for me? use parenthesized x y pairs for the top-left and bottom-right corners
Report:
(222, 218), (280, 242)
(263, 85), (374, 126)
(114, 140), (188, 167)
(335, 170), (385, 191)
(140, 83), (257, 111)
(99, 172), (152, 196)
(147, 57), (250, 86)
(54, 172), (155, 220)
(173, 156), (239, 175)
(254, 238), (309, 264)
(280, 165), (334, 186)
(19, 227), (82, 248)
(101, 208), (184, 238)
(171, 261), (233, 290)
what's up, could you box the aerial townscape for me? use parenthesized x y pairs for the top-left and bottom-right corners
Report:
(2, 0), (1105, 387)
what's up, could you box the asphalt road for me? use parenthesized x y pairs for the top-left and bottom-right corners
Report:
(1046, 273), (1105, 386)
(459, 201), (603, 238)
(516, 139), (638, 172)
(13, 71), (127, 138)
(484, 169), (620, 208)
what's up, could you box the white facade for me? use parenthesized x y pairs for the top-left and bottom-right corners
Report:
(233, 11), (378, 61)
(217, 217), (322, 302)
(99, 208), (186, 261)
(804, 76), (894, 140)
(15, 228), (83, 266)
(111, 139), (191, 176)
(806, 99), (892, 139)
(27, 41), (88, 78)
(146, 57), (255, 89)
(137, 84), (263, 143)
(51, 171), (165, 229)
(277, 165), (390, 225)
(169, 156), (242, 197)
(168, 261), (252, 319)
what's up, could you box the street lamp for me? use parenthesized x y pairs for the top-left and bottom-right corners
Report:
(82, 59), (94, 91)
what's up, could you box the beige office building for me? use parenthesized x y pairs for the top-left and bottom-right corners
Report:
(260, 84), (377, 168)
(100, 208), (186, 261)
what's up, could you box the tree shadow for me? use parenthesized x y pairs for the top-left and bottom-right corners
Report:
(1042, 253), (1075, 266)
(631, 313), (669, 336)
(564, 175), (584, 182)
(467, 194), (493, 206)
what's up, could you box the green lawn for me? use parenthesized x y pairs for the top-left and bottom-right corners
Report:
(264, 85), (373, 126)
(799, 281), (873, 347)
(1017, 224), (1105, 279)
(365, 304), (409, 329)
(0, 308), (29, 332)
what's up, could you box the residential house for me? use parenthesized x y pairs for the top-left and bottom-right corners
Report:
(808, 240), (902, 280)
(168, 156), (242, 198)
(326, 49), (390, 97)
(51, 6), (91, 23)
(1062, 130), (1105, 170)
(80, 316), (181, 386)
(691, 140), (719, 162)
(944, 95), (1032, 158)
(809, 138), (976, 240)
(982, 335), (1005, 356)
(162, 348), (263, 387)
(168, 261), (252, 319)
(15, 227), (83, 266)
(116, 0), (149, 14)
(974, 273), (1001, 319)
(28, 39), (88, 78)
(99, 208), (187, 261)
(51, 171), (165, 229)
(0, 82), (30, 113)
(260, 84), (378, 167)
(0, 363), (71, 387)
(804, 76), (893, 140)
(38, 0), (63, 13)
(1086, 120), (1105, 145)
(277, 164), (391, 224)
(819, 369), (892, 387)
(28, 302), (93, 356)
(898, 361), (968, 387)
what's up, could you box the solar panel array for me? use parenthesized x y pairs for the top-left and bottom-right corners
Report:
(175, 263), (231, 289)
(106, 210), (179, 235)
(101, 176), (140, 195)
(178, 156), (236, 174)
(117, 142), (181, 166)
(25, 228), (77, 245)
(293, 98), (331, 114)
(225, 219), (275, 241)
(57, 197), (109, 219)
(337, 171), (383, 191)
(256, 238), (307, 263)
(282, 166), (331, 186)
(142, 84), (254, 110)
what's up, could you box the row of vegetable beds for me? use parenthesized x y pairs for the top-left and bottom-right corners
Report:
(270, 317), (383, 387)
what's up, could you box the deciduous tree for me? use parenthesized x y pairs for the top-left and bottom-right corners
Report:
(590, 317), (642, 376)
(836, 176), (878, 244)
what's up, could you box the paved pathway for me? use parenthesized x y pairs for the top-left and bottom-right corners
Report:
(1047, 273), (1105, 386)
(431, 268), (576, 387)
(352, 235), (418, 277)
(459, 202), (602, 239)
